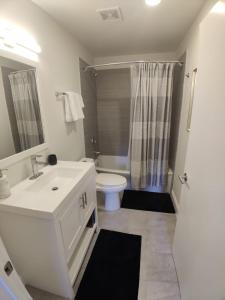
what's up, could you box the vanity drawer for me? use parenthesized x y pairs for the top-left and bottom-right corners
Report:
(59, 193), (83, 261)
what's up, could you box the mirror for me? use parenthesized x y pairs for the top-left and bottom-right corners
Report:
(0, 56), (44, 160)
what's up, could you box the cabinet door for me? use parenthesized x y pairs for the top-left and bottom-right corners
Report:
(82, 177), (97, 221)
(0, 237), (32, 300)
(59, 193), (83, 261)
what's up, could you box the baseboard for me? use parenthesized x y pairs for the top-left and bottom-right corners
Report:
(171, 189), (180, 216)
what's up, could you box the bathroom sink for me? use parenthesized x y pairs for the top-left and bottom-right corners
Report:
(26, 167), (83, 193)
(0, 161), (96, 217)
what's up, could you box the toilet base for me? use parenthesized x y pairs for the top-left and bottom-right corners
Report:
(105, 192), (120, 211)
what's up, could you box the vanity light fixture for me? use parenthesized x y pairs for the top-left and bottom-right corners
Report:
(0, 21), (41, 61)
(145, 0), (161, 7)
(211, 1), (225, 13)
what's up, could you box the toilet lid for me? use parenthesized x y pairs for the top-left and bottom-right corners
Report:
(96, 173), (126, 187)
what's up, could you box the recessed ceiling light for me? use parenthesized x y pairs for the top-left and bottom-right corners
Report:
(145, 0), (161, 7)
(211, 1), (225, 13)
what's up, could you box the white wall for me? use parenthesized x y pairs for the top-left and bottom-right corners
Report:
(176, 0), (217, 58)
(171, 0), (217, 210)
(0, 0), (93, 186)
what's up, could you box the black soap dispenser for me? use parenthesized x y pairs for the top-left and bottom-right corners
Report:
(48, 154), (57, 165)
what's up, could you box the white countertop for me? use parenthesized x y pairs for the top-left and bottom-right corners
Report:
(0, 161), (95, 219)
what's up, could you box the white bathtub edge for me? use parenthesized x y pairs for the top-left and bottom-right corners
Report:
(96, 167), (130, 176)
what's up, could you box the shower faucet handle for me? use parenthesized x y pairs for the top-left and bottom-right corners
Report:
(90, 137), (97, 144)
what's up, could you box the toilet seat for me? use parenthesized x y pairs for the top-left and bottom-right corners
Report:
(96, 173), (127, 193)
(96, 173), (127, 211)
(96, 173), (126, 187)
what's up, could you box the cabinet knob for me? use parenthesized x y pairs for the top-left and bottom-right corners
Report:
(84, 192), (87, 206)
(80, 196), (85, 209)
(80, 193), (87, 209)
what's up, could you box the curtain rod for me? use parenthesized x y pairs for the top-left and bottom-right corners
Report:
(9, 68), (36, 75)
(84, 60), (183, 72)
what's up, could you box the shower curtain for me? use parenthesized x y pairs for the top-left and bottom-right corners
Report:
(129, 63), (175, 189)
(9, 70), (44, 151)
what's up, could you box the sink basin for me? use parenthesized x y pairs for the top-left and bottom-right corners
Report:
(26, 167), (83, 193)
(0, 161), (95, 216)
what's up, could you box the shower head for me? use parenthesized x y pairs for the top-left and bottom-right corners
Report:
(83, 66), (98, 77)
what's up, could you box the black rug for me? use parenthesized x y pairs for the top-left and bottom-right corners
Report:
(75, 229), (141, 300)
(121, 190), (175, 214)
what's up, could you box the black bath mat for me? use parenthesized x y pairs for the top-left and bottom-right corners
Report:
(121, 190), (175, 214)
(75, 229), (141, 300)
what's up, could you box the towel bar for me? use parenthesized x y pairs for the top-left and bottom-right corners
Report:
(55, 92), (66, 97)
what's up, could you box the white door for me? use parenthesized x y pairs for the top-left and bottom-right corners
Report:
(0, 237), (32, 300)
(173, 8), (225, 300)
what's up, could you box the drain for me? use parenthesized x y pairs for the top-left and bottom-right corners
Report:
(52, 187), (59, 191)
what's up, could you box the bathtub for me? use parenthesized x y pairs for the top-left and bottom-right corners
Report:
(95, 155), (173, 193)
(96, 155), (130, 176)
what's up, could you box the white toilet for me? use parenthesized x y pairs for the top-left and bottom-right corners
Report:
(81, 158), (127, 211)
(96, 173), (127, 211)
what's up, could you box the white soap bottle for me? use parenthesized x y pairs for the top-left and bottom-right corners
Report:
(0, 169), (11, 199)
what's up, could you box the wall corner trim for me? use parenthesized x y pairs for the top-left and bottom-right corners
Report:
(171, 189), (180, 217)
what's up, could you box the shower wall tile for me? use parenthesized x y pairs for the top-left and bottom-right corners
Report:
(79, 59), (98, 158)
(169, 54), (186, 170)
(96, 68), (130, 156)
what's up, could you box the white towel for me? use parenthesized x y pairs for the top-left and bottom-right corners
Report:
(64, 92), (84, 122)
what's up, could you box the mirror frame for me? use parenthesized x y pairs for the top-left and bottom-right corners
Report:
(0, 49), (48, 169)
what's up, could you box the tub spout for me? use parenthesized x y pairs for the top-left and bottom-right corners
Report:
(94, 151), (101, 159)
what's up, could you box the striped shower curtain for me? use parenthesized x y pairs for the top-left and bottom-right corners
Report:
(8, 70), (44, 151)
(129, 63), (175, 190)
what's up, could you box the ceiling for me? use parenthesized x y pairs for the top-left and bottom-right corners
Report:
(32, 0), (206, 57)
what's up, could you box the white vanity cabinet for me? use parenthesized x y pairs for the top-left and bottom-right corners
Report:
(59, 175), (96, 263)
(0, 161), (98, 300)
(59, 191), (84, 261)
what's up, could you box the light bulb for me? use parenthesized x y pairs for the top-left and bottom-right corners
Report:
(211, 1), (225, 13)
(145, 0), (161, 7)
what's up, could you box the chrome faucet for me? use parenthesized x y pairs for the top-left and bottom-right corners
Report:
(29, 155), (46, 180)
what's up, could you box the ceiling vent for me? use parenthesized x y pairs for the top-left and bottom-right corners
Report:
(97, 7), (123, 21)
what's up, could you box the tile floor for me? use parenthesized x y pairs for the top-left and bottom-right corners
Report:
(26, 286), (66, 300)
(28, 207), (180, 300)
(98, 207), (181, 300)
